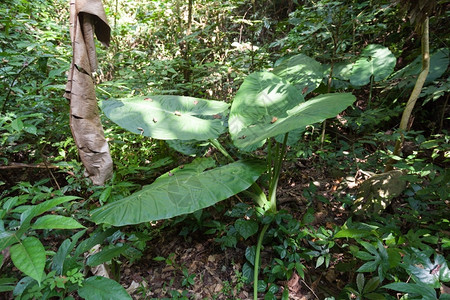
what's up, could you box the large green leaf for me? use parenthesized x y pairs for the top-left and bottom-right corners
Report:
(51, 230), (86, 275)
(20, 196), (80, 226)
(404, 253), (450, 288)
(101, 95), (229, 140)
(229, 72), (355, 149)
(350, 44), (396, 86)
(273, 54), (324, 94)
(78, 276), (132, 300)
(383, 282), (436, 300)
(32, 215), (85, 230)
(389, 48), (449, 89)
(91, 158), (266, 226)
(10, 237), (46, 284)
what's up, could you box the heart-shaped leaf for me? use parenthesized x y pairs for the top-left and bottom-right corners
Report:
(235, 219), (259, 240)
(101, 95), (229, 140)
(229, 72), (355, 149)
(389, 48), (449, 89)
(350, 44), (396, 86)
(404, 252), (450, 288)
(273, 54), (324, 94)
(91, 158), (266, 226)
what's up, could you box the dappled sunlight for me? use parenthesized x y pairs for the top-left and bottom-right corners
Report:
(101, 95), (229, 141)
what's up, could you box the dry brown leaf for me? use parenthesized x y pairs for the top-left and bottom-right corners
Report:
(64, 0), (113, 185)
(288, 272), (302, 293)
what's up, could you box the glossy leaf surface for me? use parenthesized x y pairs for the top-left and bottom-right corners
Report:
(273, 54), (324, 94)
(10, 237), (45, 284)
(229, 72), (355, 149)
(389, 48), (449, 89)
(350, 44), (396, 86)
(32, 215), (85, 230)
(101, 95), (229, 140)
(91, 158), (266, 226)
(78, 276), (132, 300)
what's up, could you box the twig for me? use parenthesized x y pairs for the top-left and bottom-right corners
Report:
(301, 280), (319, 300)
(0, 163), (59, 169)
(1, 58), (37, 113)
(42, 158), (61, 190)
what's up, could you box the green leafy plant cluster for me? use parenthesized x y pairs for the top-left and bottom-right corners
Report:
(1, 0), (449, 299)
(0, 192), (134, 299)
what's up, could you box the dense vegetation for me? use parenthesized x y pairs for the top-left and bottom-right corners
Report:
(0, 0), (449, 299)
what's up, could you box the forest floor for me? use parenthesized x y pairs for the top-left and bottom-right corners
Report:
(0, 156), (352, 300)
(1, 145), (444, 300)
(115, 157), (359, 300)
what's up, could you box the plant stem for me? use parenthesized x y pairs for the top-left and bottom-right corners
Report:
(253, 223), (269, 300)
(252, 133), (288, 299)
(209, 139), (234, 162)
(385, 17), (429, 171)
(244, 183), (269, 209)
(267, 138), (273, 180)
(209, 138), (269, 209)
(368, 75), (373, 108)
(268, 133), (288, 212)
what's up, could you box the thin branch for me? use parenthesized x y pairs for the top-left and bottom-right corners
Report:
(0, 163), (59, 169)
(1, 58), (37, 114)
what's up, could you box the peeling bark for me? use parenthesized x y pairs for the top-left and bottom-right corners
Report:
(64, 0), (113, 185)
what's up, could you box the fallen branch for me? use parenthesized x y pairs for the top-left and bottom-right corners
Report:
(0, 162), (59, 169)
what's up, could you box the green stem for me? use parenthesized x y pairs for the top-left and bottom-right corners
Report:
(267, 138), (273, 181)
(209, 138), (269, 209)
(252, 133), (288, 299)
(253, 223), (269, 300)
(242, 184), (269, 209)
(368, 75), (373, 109)
(209, 139), (234, 162)
(268, 133), (288, 212)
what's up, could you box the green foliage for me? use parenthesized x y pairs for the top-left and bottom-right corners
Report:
(354, 240), (400, 281)
(229, 71), (355, 149)
(10, 237), (46, 284)
(305, 227), (336, 269)
(383, 282), (437, 300)
(77, 276), (132, 300)
(91, 158), (266, 226)
(401, 248), (450, 288)
(349, 44), (396, 86)
(272, 54), (324, 94)
(0, 196), (80, 283)
(101, 95), (229, 140)
(388, 48), (449, 90)
(344, 274), (385, 300)
(7, 226), (131, 299)
(1, 0), (449, 299)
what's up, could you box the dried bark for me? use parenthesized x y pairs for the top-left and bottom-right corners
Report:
(64, 0), (113, 185)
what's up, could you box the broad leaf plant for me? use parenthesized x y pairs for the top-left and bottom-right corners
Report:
(91, 53), (356, 299)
